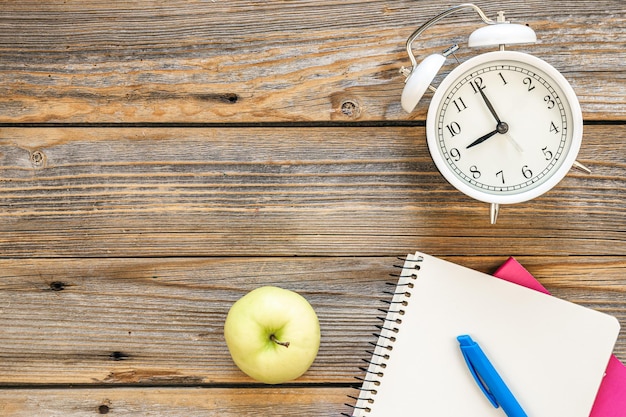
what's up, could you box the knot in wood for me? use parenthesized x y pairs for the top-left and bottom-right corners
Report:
(340, 100), (361, 118)
(49, 281), (66, 291)
(30, 150), (46, 168)
(109, 351), (129, 361)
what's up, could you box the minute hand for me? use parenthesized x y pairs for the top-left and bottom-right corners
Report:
(478, 87), (502, 124)
(466, 129), (498, 149)
(478, 87), (525, 152)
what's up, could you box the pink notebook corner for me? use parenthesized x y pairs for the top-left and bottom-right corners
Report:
(494, 257), (626, 417)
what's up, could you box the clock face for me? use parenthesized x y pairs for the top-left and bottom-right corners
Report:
(426, 51), (583, 204)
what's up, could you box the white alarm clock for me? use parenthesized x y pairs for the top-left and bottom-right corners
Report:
(400, 4), (589, 223)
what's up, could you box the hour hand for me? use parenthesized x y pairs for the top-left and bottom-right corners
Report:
(466, 129), (498, 149)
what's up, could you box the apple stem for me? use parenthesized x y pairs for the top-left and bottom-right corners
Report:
(270, 334), (290, 348)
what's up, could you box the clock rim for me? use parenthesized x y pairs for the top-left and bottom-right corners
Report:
(425, 50), (583, 205)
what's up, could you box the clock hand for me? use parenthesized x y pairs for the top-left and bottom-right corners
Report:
(466, 129), (498, 149)
(478, 87), (502, 124)
(472, 87), (522, 151)
(505, 133), (525, 153)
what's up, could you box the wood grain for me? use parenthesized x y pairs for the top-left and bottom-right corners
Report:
(0, 256), (624, 386)
(6, 256), (389, 385)
(0, 2), (624, 415)
(0, 387), (350, 417)
(0, 125), (624, 258)
(0, 0), (623, 123)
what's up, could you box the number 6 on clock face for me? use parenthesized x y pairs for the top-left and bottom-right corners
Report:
(426, 50), (583, 205)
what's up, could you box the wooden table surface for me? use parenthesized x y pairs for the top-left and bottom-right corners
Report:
(0, 1), (624, 415)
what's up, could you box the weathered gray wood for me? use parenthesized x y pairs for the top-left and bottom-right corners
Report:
(0, 0), (623, 122)
(0, 2), (624, 415)
(0, 126), (624, 257)
(0, 387), (350, 417)
(0, 256), (624, 386)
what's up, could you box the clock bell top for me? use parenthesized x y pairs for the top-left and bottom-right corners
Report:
(468, 12), (537, 48)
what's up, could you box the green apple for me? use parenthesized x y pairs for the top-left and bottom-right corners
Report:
(224, 286), (321, 384)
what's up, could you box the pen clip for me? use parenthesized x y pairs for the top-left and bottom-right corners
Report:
(460, 347), (500, 408)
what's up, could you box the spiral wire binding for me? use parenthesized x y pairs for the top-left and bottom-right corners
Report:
(342, 252), (423, 416)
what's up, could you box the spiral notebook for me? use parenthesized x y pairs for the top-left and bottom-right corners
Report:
(350, 252), (620, 417)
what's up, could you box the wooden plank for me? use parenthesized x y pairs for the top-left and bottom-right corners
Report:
(0, 387), (350, 417)
(0, 2), (623, 415)
(0, 125), (624, 258)
(0, 256), (624, 385)
(0, 0), (623, 123)
(2, 256), (394, 385)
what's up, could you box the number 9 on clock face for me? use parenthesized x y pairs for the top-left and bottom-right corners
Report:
(426, 50), (583, 205)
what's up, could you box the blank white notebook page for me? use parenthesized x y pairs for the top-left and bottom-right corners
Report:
(354, 252), (620, 417)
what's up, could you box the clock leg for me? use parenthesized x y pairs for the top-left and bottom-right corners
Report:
(490, 203), (500, 224)
(572, 160), (592, 174)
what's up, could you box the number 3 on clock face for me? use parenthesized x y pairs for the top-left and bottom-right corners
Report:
(426, 50), (583, 205)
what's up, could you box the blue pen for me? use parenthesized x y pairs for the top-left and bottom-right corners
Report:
(457, 335), (527, 417)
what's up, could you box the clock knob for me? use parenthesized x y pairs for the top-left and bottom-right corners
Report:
(400, 53), (446, 113)
(468, 22), (536, 48)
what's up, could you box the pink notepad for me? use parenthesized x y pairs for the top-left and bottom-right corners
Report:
(494, 258), (626, 417)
